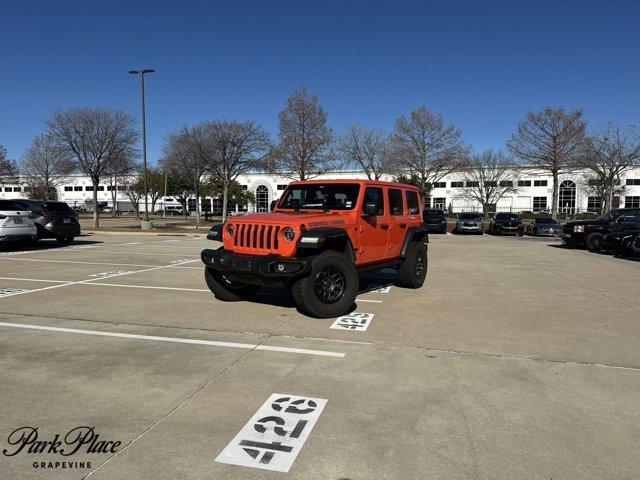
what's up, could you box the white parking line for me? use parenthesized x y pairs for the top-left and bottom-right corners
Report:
(0, 322), (345, 358)
(0, 277), (68, 283)
(0, 257), (203, 269)
(0, 260), (199, 300)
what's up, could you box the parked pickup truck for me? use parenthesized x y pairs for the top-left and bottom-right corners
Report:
(561, 208), (640, 250)
(201, 179), (428, 318)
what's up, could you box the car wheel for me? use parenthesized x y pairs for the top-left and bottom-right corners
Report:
(397, 240), (428, 289)
(204, 267), (260, 301)
(56, 235), (74, 246)
(585, 232), (604, 251)
(292, 251), (358, 318)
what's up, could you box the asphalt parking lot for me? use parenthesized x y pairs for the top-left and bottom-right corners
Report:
(1, 233), (639, 480)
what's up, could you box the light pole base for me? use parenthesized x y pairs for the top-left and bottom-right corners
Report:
(141, 220), (154, 230)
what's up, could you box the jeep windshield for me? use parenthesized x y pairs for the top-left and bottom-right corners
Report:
(279, 184), (360, 210)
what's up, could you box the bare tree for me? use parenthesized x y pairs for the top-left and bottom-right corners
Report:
(105, 154), (138, 217)
(507, 107), (586, 218)
(338, 124), (391, 180)
(20, 134), (74, 200)
(390, 106), (468, 200)
(160, 126), (210, 226)
(46, 107), (138, 227)
(457, 150), (520, 212)
(195, 120), (270, 222)
(122, 176), (144, 217)
(578, 122), (640, 212)
(270, 87), (335, 180)
(0, 143), (19, 184)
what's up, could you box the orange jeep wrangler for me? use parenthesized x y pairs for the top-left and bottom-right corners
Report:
(201, 180), (428, 318)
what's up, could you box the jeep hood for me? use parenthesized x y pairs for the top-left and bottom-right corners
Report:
(566, 219), (606, 227)
(226, 211), (353, 227)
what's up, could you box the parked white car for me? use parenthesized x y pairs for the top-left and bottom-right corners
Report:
(0, 200), (37, 243)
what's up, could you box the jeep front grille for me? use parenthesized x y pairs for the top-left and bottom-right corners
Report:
(233, 223), (281, 252)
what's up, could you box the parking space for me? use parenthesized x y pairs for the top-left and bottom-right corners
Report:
(1, 233), (639, 479)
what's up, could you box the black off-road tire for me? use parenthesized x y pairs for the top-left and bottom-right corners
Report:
(292, 251), (358, 319)
(204, 267), (260, 301)
(585, 232), (604, 251)
(397, 240), (428, 289)
(56, 235), (74, 246)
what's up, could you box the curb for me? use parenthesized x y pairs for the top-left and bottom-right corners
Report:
(82, 230), (207, 237)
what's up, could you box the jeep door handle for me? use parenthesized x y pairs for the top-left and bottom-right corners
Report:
(380, 224), (389, 230)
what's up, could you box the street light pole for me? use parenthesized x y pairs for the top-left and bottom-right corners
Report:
(129, 68), (155, 223)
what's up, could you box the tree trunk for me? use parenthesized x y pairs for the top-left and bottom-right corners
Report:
(92, 181), (99, 228)
(607, 176), (615, 213)
(222, 179), (229, 224)
(551, 170), (559, 220)
(195, 191), (201, 227)
(111, 177), (118, 218)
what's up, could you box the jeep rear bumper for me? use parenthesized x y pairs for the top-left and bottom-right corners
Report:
(201, 248), (312, 286)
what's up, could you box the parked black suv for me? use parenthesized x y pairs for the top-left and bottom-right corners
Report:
(422, 209), (447, 233)
(11, 199), (81, 245)
(562, 208), (640, 250)
(489, 213), (523, 235)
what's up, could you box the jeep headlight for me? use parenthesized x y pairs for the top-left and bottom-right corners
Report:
(573, 225), (584, 233)
(282, 226), (295, 242)
(226, 223), (234, 237)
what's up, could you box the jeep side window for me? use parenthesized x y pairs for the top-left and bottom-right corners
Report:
(362, 187), (384, 216)
(405, 190), (419, 215)
(389, 188), (404, 215)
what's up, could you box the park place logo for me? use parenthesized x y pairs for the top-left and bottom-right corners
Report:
(2, 426), (122, 470)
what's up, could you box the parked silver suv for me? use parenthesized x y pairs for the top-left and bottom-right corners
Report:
(455, 212), (484, 234)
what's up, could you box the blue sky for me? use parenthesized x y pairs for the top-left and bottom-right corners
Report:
(1, 0), (638, 164)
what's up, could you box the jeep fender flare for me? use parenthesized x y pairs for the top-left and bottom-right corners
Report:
(295, 227), (355, 260)
(400, 226), (429, 258)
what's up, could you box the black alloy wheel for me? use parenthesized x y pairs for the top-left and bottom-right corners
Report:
(313, 266), (346, 304)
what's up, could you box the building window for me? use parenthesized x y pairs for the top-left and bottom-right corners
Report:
(518, 180), (531, 187)
(533, 180), (547, 187)
(625, 196), (640, 208)
(107, 185), (114, 191)
(276, 184), (288, 190)
(4, 187), (12, 192)
(117, 185), (126, 191)
(14, 187), (21, 192)
(64, 186), (73, 192)
(242, 185), (248, 190)
(86, 186), (94, 191)
(465, 181), (478, 188)
(587, 196), (602, 212)
(432, 197), (446, 209)
(627, 178), (640, 186)
(499, 180), (513, 187)
(74, 186), (82, 191)
(450, 181), (464, 188)
(432, 181), (446, 189)
(97, 186), (104, 191)
(533, 197), (547, 211)
(484, 181), (497, 187)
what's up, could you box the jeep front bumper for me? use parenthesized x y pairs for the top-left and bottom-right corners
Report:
(201, 248), (312, 285)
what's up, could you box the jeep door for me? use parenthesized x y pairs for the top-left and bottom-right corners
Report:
(357, 186), (388, 264)
(386, 187), (407, 257)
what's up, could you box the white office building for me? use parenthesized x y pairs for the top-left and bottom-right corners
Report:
(1, 167), (639, 215)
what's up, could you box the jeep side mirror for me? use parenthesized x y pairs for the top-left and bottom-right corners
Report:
(363, 202), (377, 216)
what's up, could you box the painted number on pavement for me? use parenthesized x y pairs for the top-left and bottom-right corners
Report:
(89, 271), (132, 278)
(330, 312), (374, 331)
(0, 288), (27, 297)
(215, 393), (327, 472)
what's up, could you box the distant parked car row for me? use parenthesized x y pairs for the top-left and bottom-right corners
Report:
(0, 199), (80, 246)
(422, 210), (563, 237)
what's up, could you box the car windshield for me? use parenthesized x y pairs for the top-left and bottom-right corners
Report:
(425, 210), (444, 217)
(43, 202), (74, 213)
(535, 218), (556, 224)
(459, 213), (481, 220)
(497, 214), (519, 220)
(597, 210), (622, 222)
(279, 184), (360, 210)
